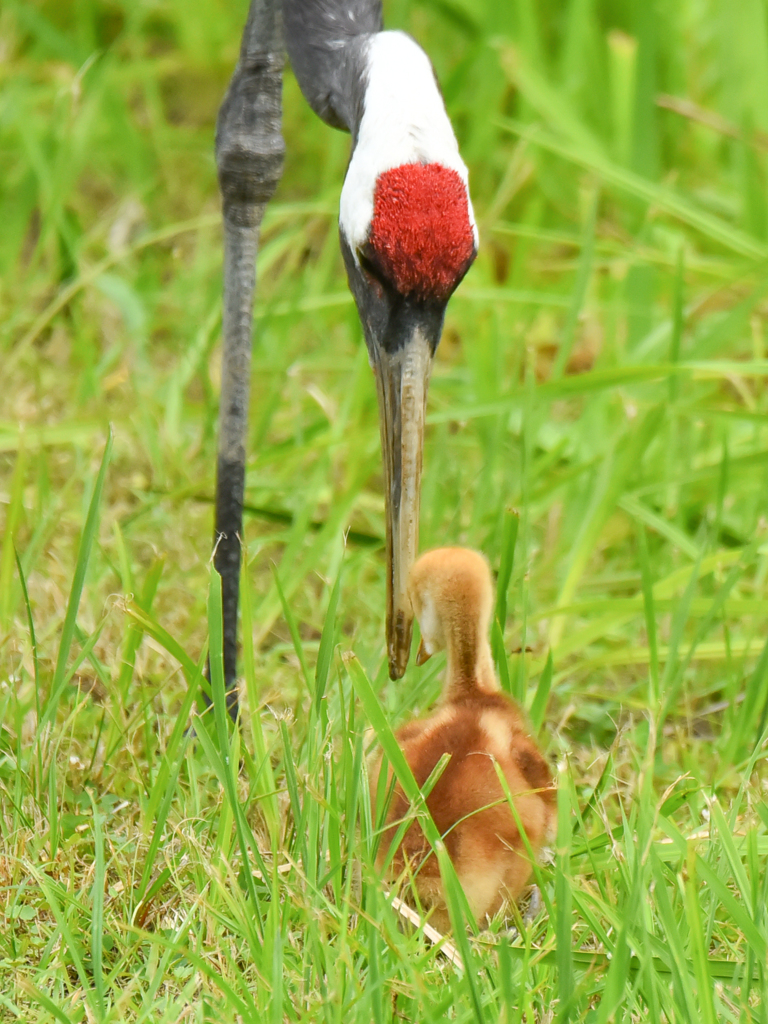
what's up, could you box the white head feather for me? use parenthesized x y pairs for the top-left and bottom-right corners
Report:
(339, 31), (477, 255)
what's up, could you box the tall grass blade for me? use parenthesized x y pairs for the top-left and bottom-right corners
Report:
(117, 549), (164, 701)
(36, 871), (99, 1020)
(133, 661), (201, 912)
(124, 603), (202, 692)
(205, 565), (265, 936)
(87, 791), (106, 1020)
(499, 119), (768, 259)
(637, 525), (659, 706)
(0, 445), (26, 631)
(271, 561), (311, 690)
(15, 548), (43, 798)
(553, 407), (662, 644)
(684, 843), (717, 1024)
(555, 762), (574, 1023)
(15, 983), (79, 1024)
(42, 429), (113, 732)
(726, 634), (768, 766)
(607, 29), (637, 165)
(344, 652), (474, 923)
(528, 650), (552, 734)
(495, 507), (520, 629)
(435, 845), (485, 1023)
(668, 247), (685, 403)
(650, 851), (698, 1018)
(315, 564), (342, 720)
(493, 508), (519, 691)
(242, 555), (279, 842)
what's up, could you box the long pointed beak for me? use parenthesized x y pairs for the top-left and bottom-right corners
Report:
(370, 331), (433, 679)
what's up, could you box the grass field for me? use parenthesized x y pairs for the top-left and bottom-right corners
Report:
(2, 0), (768, 1020)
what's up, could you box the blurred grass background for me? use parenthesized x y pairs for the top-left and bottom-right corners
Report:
(1, 0), (768, 1020)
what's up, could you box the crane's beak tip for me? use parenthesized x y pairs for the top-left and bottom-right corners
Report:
(387, 607), (413, 679)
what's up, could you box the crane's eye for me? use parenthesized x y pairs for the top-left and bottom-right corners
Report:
(357, 247), (389, 290)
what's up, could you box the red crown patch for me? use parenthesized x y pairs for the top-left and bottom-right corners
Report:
(368, 163), (475, 303)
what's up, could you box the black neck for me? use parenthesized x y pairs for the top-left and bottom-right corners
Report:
(282, 0), (381, 134)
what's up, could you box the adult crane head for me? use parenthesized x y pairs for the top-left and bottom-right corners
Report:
(283, 1), (478, 679)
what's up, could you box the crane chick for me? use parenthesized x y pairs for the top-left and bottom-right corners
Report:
(372, 547), (555, 929)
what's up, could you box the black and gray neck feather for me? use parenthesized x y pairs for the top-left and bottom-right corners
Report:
(282, 0), (380, 138)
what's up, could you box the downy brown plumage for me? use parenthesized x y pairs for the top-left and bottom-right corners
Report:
(372, 547), (555, 929)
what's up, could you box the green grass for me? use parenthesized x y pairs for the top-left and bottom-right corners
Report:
(2, 0), (768, 1019)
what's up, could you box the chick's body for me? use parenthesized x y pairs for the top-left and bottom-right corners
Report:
(373, 548), (555, 929)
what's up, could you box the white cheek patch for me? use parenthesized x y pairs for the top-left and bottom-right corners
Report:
(339, 30), (477, 255)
